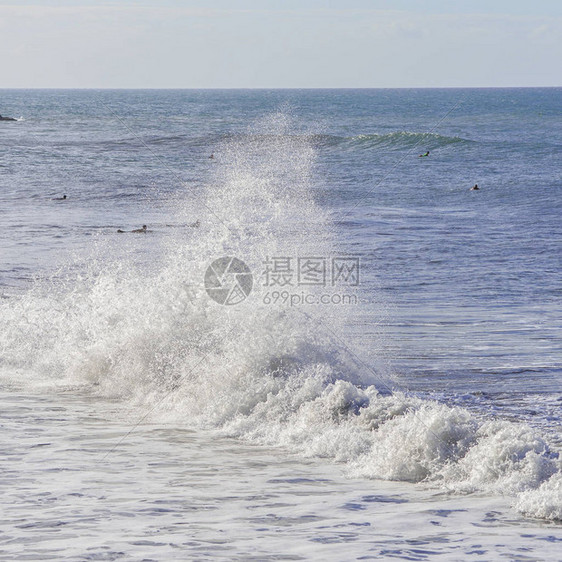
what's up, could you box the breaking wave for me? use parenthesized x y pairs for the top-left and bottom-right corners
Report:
(0, 111), (559, 522)
(317, 131), (470, 150)
(44, 130), (470, 152)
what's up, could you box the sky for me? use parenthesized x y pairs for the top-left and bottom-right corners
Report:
(0, 0), (561, 88)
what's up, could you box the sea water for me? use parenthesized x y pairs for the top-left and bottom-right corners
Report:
(0, 89), (561, 560)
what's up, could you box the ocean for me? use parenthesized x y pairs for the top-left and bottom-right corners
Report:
(0, 88), (561, 560)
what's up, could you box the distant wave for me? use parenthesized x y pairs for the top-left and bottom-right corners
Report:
(229, 131), (471, 151)
(33, 131), (472, 153)
(311, 131), (471, 150)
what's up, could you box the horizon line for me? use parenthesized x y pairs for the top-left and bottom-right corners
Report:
(1, 86), (561, 91)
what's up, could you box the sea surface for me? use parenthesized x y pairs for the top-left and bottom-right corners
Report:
(0, 88), (561, 560)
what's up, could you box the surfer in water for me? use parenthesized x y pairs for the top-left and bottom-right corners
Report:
(117, 225), (149, 233)
(470, 184), (480, 191)
(53, 194), (67, 200)
(419, 151), (430, 157)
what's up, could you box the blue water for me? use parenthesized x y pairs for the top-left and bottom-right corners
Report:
(0, 89), (561, 559)
(2, 89), (560, 393)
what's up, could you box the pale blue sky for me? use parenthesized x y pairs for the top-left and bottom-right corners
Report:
(1, 1), (560, 88)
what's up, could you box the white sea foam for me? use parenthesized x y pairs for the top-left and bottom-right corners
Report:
(0, 111), (560, 523)
(514, 471), (562, 521)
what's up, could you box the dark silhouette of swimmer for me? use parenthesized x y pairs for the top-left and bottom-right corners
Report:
(117, 225), (149, 233)
(419, 151), (430, 157)
(209, 153), (214, 159)
(0, 114), (17, 122)
(53, 194), (67, 200)
(470, 184), (480, 191)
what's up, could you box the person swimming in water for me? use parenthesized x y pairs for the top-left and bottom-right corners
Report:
(419, 151), (430, 157)
(53, 194), (67, 200)
(470, 184), (480, 191)
(117, 225), (149, 233)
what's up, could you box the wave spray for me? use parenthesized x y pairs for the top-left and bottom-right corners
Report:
(0, 111), (560, 521)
